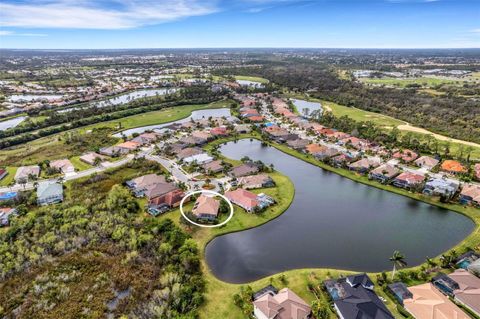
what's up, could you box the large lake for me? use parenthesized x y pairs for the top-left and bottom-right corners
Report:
(114, 107), (232, 137)
(205, 139), (474, 283)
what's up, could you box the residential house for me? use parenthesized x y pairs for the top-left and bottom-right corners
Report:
(286, 138), (309, 151)
(178, 135), (208, 146)
(202, 160), (224, 174)
(238, 174), (275, 190)
(305, 143), (322, 155)
(312, 146), (340, 161)
(459, 183), (480, 206)
(392, 172), (425, 189)
(403, 283), (469, 319)
(455, 251), (480, 269)
(37, 182), (64, 205)
(126, 174), (166, 197)
(116, 141), (142, 151)
(324, 274), (394, 319)
(210, 126), (229, 137)
(0, 169), (7, 181)
(225, 189), (274, 212)
(183, 153), (214, 165)
(423, 177), (460, 198)
(392, 149), (418, 163)
(369, 164), (400, 184)
(387, 282), (413, 306)
(441, 160), (467, 175)
(79, 152), (106, 165)
(253, 287), (311, 319)
(475, 163), (480, 181)
(131, 132), (159, 145)
(99, 145), (130, 157)
(234, 124), (251, 134)
(50, 159), (75, 174)
(192, 130), (213, 142)
(0, 207), (17, 226)
(340, 136), (369, 150)
(331, 153), (355, 167)
(145, 183), (185, 213)
(192, 195), (220, 221)
(348, 158), (380, 174)
(432, 273), (459, 297)
(175, 147), (203, 160)
(230, 163), (260, 178)
(448, 269), (480, 316)
(415, 156), (439, 170)
(14, 165), (40, 182)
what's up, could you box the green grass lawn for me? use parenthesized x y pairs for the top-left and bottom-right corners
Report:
(69, 156), (92, 171)
(0, 167), (17, 187)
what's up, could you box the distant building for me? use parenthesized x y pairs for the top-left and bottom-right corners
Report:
(414, 156), (439, 170)
(183, 153), (214, 165)
(441, 160), (467, 175)
(459, 183), (480, 206)
(79, 152), (106, 166)
(37, 182), (64, 205)
(238, 174), (275, 190)
(230, 163), (260, 178)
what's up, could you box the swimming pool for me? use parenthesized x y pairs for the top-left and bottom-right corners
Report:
(0, 192), (18, 201)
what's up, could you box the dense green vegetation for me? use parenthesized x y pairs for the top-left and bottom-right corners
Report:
(0, 159), (205, 318)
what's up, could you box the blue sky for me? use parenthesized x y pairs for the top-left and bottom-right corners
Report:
(0, 0), (479, 49)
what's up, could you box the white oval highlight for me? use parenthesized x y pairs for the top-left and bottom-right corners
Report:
(179, 189), (234, 228)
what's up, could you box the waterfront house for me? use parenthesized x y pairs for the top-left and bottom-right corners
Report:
(455, 251), (480, 269)
(175, 147), (203, 160)
(459, 183), (480, 206)
(423, 177), (460, 198)
(432, 273), (459, 296)
(234, 124), (251, 134)
(0, 207), (17, 226)
(253, 287), (311, 319)
(230, 163), (260, 178)
(99, 145), (130, 157)
(238, 174), (275, 190)
(50, 159), (75, 174)
(225, 188), (259, 212)
(324, 273), (394, 319)
(131, 132), (159, 145)
(392, 149), (418, 163)
(0, 169), (7, 181)
(192, 195), (220, 221)
(368, 164), (400, 184)
(14, 165), (40, 182)
(331, 153), (355, 167)
(387, 282), (413, 306)
(392, 172), (425, 189)
(305, 143), (322, 155)
(210, 126), (229, 137)
(202, 160), (224, 174)
(414, 155), (439, 170)
(313, 146), (340, 161)
(404, 283), (469, 319)
(448, 269), (480, 316)
(79, 152), (106, 166)
(37, 182), (64, 205)
(126, 174), (166, 197)
(286, 138), (309, 151)
(192, 130), (213, 142)
(441, 160), (467, 175)
(348, 158), (380, 174)
(183, 153), (214, 165)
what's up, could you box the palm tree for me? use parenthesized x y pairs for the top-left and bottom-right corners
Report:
(389, 250), (407, 280)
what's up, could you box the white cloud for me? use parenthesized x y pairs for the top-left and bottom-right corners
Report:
(0, 0), (219, 29)
(0, 30), (47, 36)
(471, 29), (480, 33)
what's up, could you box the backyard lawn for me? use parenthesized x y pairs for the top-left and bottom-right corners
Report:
(0, 167), (17, 187)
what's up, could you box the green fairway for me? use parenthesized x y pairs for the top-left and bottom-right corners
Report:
(359, 76), (466, 87)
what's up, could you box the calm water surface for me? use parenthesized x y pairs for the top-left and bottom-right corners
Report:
(292, 99), (323, 117)
(0, 116), (27, 131)
(205, 139), (474, 283)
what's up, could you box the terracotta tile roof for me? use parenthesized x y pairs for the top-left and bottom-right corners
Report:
(404, 283), (469, 319)
(225, 188), (259, 211)
(192, 195), (220, 218)
(117, 141), (141, 150)
(441, 160), (467, 173)
(448, 269), (480, 316)
(415, 156), (440, 169)
(305, 143), (322, 154)
(253, 288), (311, 319)
(393, 149), (418, 162)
